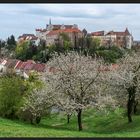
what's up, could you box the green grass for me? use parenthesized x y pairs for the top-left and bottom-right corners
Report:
(0, 109), (140, 137)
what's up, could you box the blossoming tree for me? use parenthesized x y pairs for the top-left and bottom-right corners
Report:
(105, 52), (140, 122)
(44, 51), (115, 131)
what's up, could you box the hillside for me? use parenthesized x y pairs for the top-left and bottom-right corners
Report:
(0, 109), (140, 137)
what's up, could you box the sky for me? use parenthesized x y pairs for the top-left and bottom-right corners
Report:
(0, 4), (140, 40)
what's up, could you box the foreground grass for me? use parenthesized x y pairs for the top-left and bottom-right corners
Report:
(0, 109), (140, 137)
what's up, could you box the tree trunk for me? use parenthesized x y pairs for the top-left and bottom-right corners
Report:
(134, 100), (138, 115)
(67, 114), (70, 124)
(127, 87), (135, 123)
(127, 99), (133, 122)
(77, 109), (82, 131)
(36, 116), (41, 124)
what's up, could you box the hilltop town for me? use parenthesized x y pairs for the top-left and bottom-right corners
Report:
(18, 19), (133, 49)
(0, 20), (139, 79)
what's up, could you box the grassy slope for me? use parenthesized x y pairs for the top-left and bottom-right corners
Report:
(0, 109), (140, 137)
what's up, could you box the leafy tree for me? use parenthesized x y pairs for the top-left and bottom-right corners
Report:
(0, 75), (25, 119)
(92, 38), (101, 48)
(96, 46), (125, 63)
(0, 39), (6, 48)
(17, 72), (45, 124)
(15, 41), (30, 60)
(6, 35), (16, 50)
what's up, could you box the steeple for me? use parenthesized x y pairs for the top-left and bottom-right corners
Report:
(49, 18), (52, 25)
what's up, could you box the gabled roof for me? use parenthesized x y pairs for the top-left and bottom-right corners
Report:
(1, 58), (46, 73)
(106, 31), (126, 36)
(18, 34), (38, 41)
(106, 28), (131, 36)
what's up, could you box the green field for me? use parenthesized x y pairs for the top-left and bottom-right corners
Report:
(0, 109), (140, 137)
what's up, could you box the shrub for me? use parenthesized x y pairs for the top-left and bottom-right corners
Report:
(0, 75), (25, 119)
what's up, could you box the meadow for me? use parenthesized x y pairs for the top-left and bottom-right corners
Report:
(0, 109), (140, 137)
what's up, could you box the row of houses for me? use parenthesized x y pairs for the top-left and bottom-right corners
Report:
(18, 21), (83, 48)
(18, 19), (133, 49)
(0, 59), (46, 79)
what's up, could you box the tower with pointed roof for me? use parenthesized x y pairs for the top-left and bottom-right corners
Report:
(49, 18), (52, 25)
(125, 27), (133, 49)
(47, 18), (53, 31)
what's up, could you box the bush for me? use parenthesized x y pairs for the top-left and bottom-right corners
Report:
(96, 46), (125, 63)
(0, 75), (25, 119)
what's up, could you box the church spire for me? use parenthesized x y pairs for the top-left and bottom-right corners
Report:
(49, 18), (52, 25)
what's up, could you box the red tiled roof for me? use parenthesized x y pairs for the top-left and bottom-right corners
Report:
(24, 63), (35, 71)
(1, 58), (46, 73)
(91, 31), (105, 36)
(19, 62), (28, 70)
(15, 60), (46, 72)
(47, 28), (82, 36)
(33, 63), (46, 72)
(15, 61), (23, 69)
(5, 59), (19, 69)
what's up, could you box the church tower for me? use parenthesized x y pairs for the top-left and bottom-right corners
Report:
(47, 18), (53, 31)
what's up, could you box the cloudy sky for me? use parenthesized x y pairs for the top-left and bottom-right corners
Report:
(0, 4), (140, 40)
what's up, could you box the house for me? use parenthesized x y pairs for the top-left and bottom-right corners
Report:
(0, 59), (46, 79)
(91, 31), (106, 46)
(35, 19), (80, 45)
(18, 34), (40, 46)
(45, 19), (78, 31)
(0, 59), (7, 73)
(91, 28), (133, 49)
(46, 28), (83, 47)
(35, 29), (50, 40)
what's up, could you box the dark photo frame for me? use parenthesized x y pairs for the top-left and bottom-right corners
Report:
(0, 1), (140, 140)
